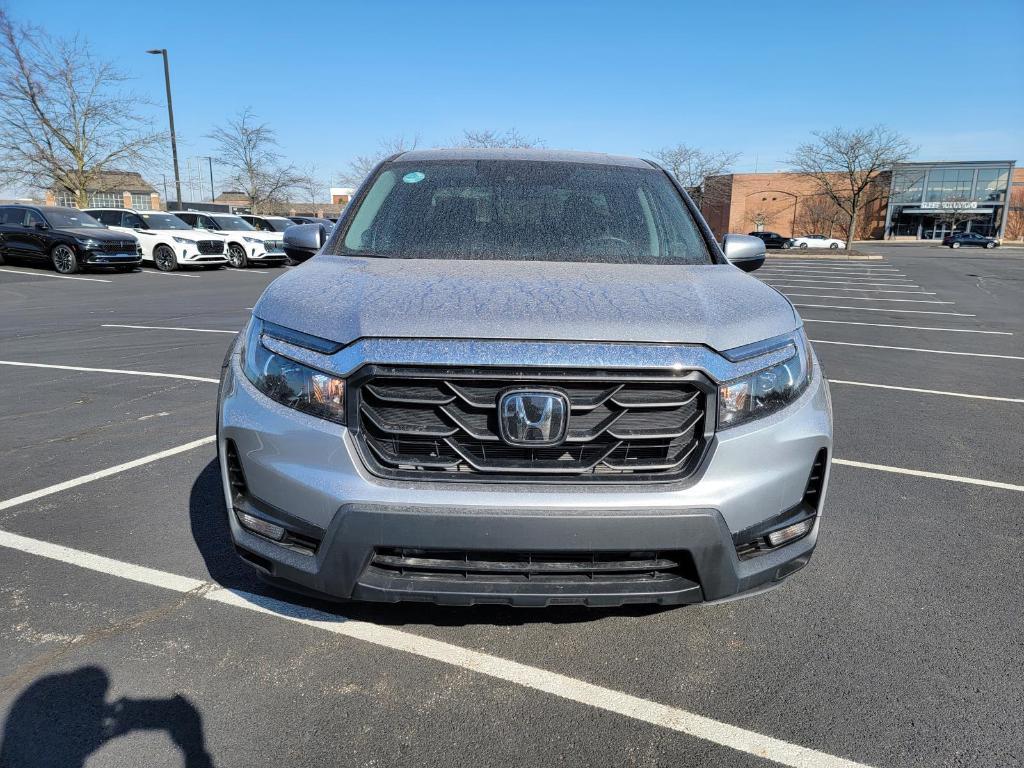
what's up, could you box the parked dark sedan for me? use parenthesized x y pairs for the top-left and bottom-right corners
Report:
(942, 232), (998, 249)
(749, 231), (792, 249)
(0, 205), (142, 273)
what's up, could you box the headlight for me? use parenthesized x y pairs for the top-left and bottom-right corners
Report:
(718, 330), (813, 429)
(241, 319), (345, 424)
(76, 238), (101, 248)
(242, 236), (263, 244)
(172, 236), (196, 245)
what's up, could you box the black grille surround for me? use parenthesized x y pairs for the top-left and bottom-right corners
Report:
(350, 365), (715, 484)
(197, 239), (225, 255)
(98, 239), (138, 253)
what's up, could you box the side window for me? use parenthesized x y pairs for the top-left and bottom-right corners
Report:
(25, 210), (44, 228)
(122, 213), (144, 228)
(94, 211), (115, 225)
(0, 207), (16, 225)
(199, 216), (216, 230)
(251, 218), (269, 231)
(177, 214), (195, 227)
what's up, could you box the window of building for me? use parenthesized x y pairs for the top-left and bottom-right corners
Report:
(55, 193), (76, 207)
(890, 170), (924, 203)
(974, 168), (1009, 202)
(130, 193), (153, 210)
(87, 192), (122, 208)
(925, 168), (974, 202)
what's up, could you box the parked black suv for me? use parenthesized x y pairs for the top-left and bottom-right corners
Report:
(0, 205), (141, 274)
(749, 231), (792, 249)
(942, 232), (998, 249)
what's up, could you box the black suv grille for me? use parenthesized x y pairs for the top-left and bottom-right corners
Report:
(99, 239), (137, 253)
(352, 367), (712, 482)
(197, 239), (224, 255)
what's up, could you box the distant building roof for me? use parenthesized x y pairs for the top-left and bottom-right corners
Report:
(214, 191), (249, 203)
(85, 170), (157, 194)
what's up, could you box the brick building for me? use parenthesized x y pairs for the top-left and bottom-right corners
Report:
(47, 170), (161, 210)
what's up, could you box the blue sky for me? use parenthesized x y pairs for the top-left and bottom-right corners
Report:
(9, 0), (1024, 194)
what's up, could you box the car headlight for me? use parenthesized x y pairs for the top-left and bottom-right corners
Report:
(240, 319), (345, 424)
(172, 236), (196, 245)
(242, 236), (263, 244)
(718, 330), (813, 429)
(76, 238), (101, 248)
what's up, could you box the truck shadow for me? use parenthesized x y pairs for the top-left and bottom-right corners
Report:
(0, 666), (214, 768)
(188, 459), (674, 628)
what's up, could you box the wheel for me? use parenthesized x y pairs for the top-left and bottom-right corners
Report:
(782, 242), (791, 250)
(799, 242), (808, 249)
(985, 241), (996, 249)
(51, 244), (80, 274)
(227, 243), (248, 268)
(154, 244), (178, 271)
(951, 242), (960, 249)
(829, 243), (839, 249)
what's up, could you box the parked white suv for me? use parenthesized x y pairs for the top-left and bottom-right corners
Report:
(172, 211), (287, 268)
(86, 208), (228, 271)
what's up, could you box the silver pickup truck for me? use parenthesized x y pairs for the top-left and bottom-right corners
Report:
(217, 148), (832, 607)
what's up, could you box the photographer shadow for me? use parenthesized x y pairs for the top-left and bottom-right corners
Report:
(0, 666), (213, 768)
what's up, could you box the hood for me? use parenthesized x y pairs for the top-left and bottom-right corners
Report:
(65, 228), (135, 241)
(254, 257), (799, 353)
(222, 229), (279, 241)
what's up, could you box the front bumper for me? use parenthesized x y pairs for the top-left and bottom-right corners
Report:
(82, 251), (142, 266)
(218, 340), (832, 607)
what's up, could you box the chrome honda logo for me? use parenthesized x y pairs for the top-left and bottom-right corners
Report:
(498, 390), (569, 447)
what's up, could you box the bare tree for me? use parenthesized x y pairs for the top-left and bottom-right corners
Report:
(0, 10), (165, 206)
(649, 144), (739, 208)
(789, 125), (915, 248)
(207, 109), (301, 213)
(336, 134), (420, 188)
(794, 194), (845, 237)
(746, 209), (776, 232)
(295, 164), (326, 207)
(457, 128), (545, 149)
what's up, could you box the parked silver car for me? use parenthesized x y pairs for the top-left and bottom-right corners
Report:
(217, 148), (832, 607)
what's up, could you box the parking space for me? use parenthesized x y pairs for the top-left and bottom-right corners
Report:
(1, 245), (1022, 767)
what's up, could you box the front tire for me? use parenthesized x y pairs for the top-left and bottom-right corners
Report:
(799, 242), (808, 249)
(985, 241), (996, 249)
(952, 242), (961, 249)
(51, 244), (80, 274)
(154, 244), (178, 271)
(227, 243), (248, 268)
(829, 243), (839, 249)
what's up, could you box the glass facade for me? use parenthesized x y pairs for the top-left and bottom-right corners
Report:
(885, 162), (1013, 240)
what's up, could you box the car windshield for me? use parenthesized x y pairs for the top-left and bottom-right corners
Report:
(140, 212), (192, 230)
(44, 209), (104, 229)
(339, 159), (712, 264)
(263, 218), (293, 232)
(212, 215), (256, 231)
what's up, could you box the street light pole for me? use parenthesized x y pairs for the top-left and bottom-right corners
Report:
(146, 48), (182, 207)
(203, 156), (215, 202)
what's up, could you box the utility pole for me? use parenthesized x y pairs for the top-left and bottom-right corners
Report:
(203, 156), (215, 202)
(146, 49), (182, 205)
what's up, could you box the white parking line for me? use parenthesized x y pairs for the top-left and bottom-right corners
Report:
(761, 271), (908, 279)
(137, 270), (195, 278)
(763, 278), (920, 287)
(0, 267), (111, 283)
(0, 527), (877, 768)
(784, 294), (953, 304)
(804, 319), (1011, 335)
(761, 268), (904, 275)
(793, 304), (974, 317)
(762, 265), (902, 272)
(833, 459), (1024, 492)
(0, 360), (220, 383)
(0, 436), (215, 512)
(102, 323), (238, 334)
(769, 285), (934, 294)
(827, 379), (1024, 403)
(810, 339), (1024, 361)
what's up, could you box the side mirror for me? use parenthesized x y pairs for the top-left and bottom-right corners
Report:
(722, 234), (766, 272)
(33, 221), (48, 231)
(283, 222), (325, 252)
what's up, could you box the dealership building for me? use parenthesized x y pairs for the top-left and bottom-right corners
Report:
(703, 160), (1022, 241)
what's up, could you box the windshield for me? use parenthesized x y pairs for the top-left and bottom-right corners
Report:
(212, 215), (256, 231)
(44, 209), (104, 229)
(140, 212), (193, 231)
(263, 218), (293, 232)
(338, 160), (712, 264)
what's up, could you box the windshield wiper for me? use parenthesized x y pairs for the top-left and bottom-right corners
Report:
(343, 251), (390, 259)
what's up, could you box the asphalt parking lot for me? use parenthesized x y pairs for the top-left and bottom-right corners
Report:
(1, 245), (1021, 768)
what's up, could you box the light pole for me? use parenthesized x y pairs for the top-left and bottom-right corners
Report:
(146, 48), (182, 207)
(202, 156), (215, 202)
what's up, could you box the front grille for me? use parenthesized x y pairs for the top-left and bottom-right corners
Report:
(352, 367), (712, 482)
(369, 548), (692, 584)
(197, 239), (224, 255)
(264, 240), (284, 253)
(99, 239), (137, 253)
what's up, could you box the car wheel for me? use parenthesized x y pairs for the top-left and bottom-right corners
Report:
(782, 242), (791, 250)
(51, 244), (79, 274)
(985, 241), (996, 249)
(829, 243), (839, 249)
(799, 243), (808, 249)
(227, 243), (248, 268)
(154, 245), (178, 271)
(951, 242), (960, 249)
